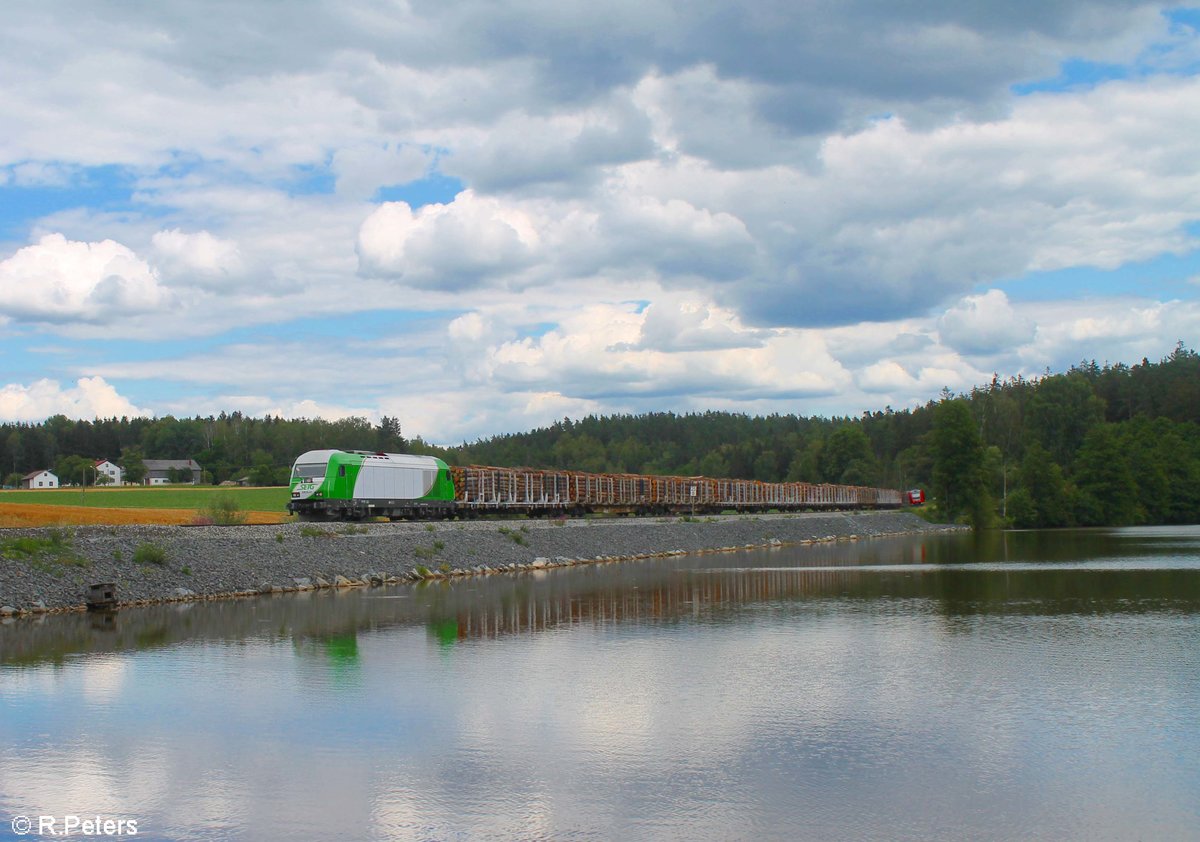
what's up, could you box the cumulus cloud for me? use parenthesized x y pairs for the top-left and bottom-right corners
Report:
(151, 229), (245, 289)
(447, 301), (847, 404)
(857, 361), (919, 394)
(938, 289), (1037, 355)
(0, 376), (148, 422)
(357, 192), (539, 288)
(596, 193), (757, 281)
(442, 97), (655, 191)
(631, 298), (766, 352)
(0, 234), (169, 322)
(1017, 297), (1200, 372)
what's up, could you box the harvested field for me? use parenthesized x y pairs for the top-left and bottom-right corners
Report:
(0, 502), (289, 528)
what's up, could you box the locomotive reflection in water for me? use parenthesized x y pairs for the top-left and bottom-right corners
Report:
(288, 448), (904, 520)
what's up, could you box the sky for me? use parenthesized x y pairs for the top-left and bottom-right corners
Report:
(1, 1), (1199, 444)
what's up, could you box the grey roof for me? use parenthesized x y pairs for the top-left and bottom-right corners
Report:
(142, 459), (202, 471)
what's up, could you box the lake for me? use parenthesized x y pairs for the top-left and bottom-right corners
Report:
(2, 527), (1199, 841)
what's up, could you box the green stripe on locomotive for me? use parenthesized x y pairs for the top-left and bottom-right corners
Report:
(427, 461), (456, 500)
(326, 451), (364, 500)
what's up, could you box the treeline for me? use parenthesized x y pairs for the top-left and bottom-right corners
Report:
(444, 342), (1200, 527)
(3, 343), (1198, 527)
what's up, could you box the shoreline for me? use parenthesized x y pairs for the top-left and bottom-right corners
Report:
(0, 511), (964, 618)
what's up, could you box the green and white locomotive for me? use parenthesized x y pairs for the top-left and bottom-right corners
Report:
(288, 449), (456, 520)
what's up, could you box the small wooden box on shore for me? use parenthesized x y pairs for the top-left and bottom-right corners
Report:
(85, 582), (117, 610)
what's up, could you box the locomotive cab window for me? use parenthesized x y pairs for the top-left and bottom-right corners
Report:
(338, 466), (346, 477)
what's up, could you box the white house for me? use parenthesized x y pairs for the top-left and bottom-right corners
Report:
(142, 459), (203, 485)
(21, 469), (59, 489)
(94, 459), (123, 486)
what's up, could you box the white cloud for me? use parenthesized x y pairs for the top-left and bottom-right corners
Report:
(357, 192), (539, 289)
(0, 234), (169, 322)
(199, 396), (379, 423)
(331, 143), (432, 199)
(1014, 297), (1200, 371)
(445, 301), (849, 407)
(151, 229), (246, 289)
(857, 361), (918, 393)
(633, 298), (766, 352)
(937, 289), (1037, 355)
(0, 376), (149, 422)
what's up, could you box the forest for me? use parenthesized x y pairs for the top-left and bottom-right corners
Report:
(2, 343), (1198, 528)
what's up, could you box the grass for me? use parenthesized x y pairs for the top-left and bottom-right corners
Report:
(414, 540), (446, 560)
(133, 542), (168, 565)
(497, 525), (529, 546)
(0, 528), (89, 569)
(300, 525), (336, 538)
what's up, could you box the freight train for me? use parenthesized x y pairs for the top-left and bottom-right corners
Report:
(287, 449), (903, 521)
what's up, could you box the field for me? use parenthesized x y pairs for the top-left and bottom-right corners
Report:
(0, 486), (292, 527)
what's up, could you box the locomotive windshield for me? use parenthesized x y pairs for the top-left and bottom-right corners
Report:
(292, 461), (328, 481)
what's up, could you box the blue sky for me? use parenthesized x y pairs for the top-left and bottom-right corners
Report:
(1, 2), (1199, 442)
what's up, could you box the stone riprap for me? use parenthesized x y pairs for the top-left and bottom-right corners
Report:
(0, 511), (963, 615)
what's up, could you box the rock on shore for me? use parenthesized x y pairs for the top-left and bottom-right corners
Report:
(0, 511), (963, 614)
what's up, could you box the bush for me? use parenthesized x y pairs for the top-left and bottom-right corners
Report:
(498, 525), (529, 546)
(196, 494), (247, 526)
(133, 542), (168, 565)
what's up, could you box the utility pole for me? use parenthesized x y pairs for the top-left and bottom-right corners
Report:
(81, 463), (96, 505)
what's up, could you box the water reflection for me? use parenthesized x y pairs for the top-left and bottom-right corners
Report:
(3, 528), (1199, 666)
(1, 528), (1199, 841)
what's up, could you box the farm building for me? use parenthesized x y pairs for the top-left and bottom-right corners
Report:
(95, 459), (123, 485)
(142, 459), (203, 485)
(22, 469), (59, 489)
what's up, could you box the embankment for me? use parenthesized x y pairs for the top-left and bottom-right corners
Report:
(0, 511), (963, 615)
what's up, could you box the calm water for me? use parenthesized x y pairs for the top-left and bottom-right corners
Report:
(2, 527), (1199, 841)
